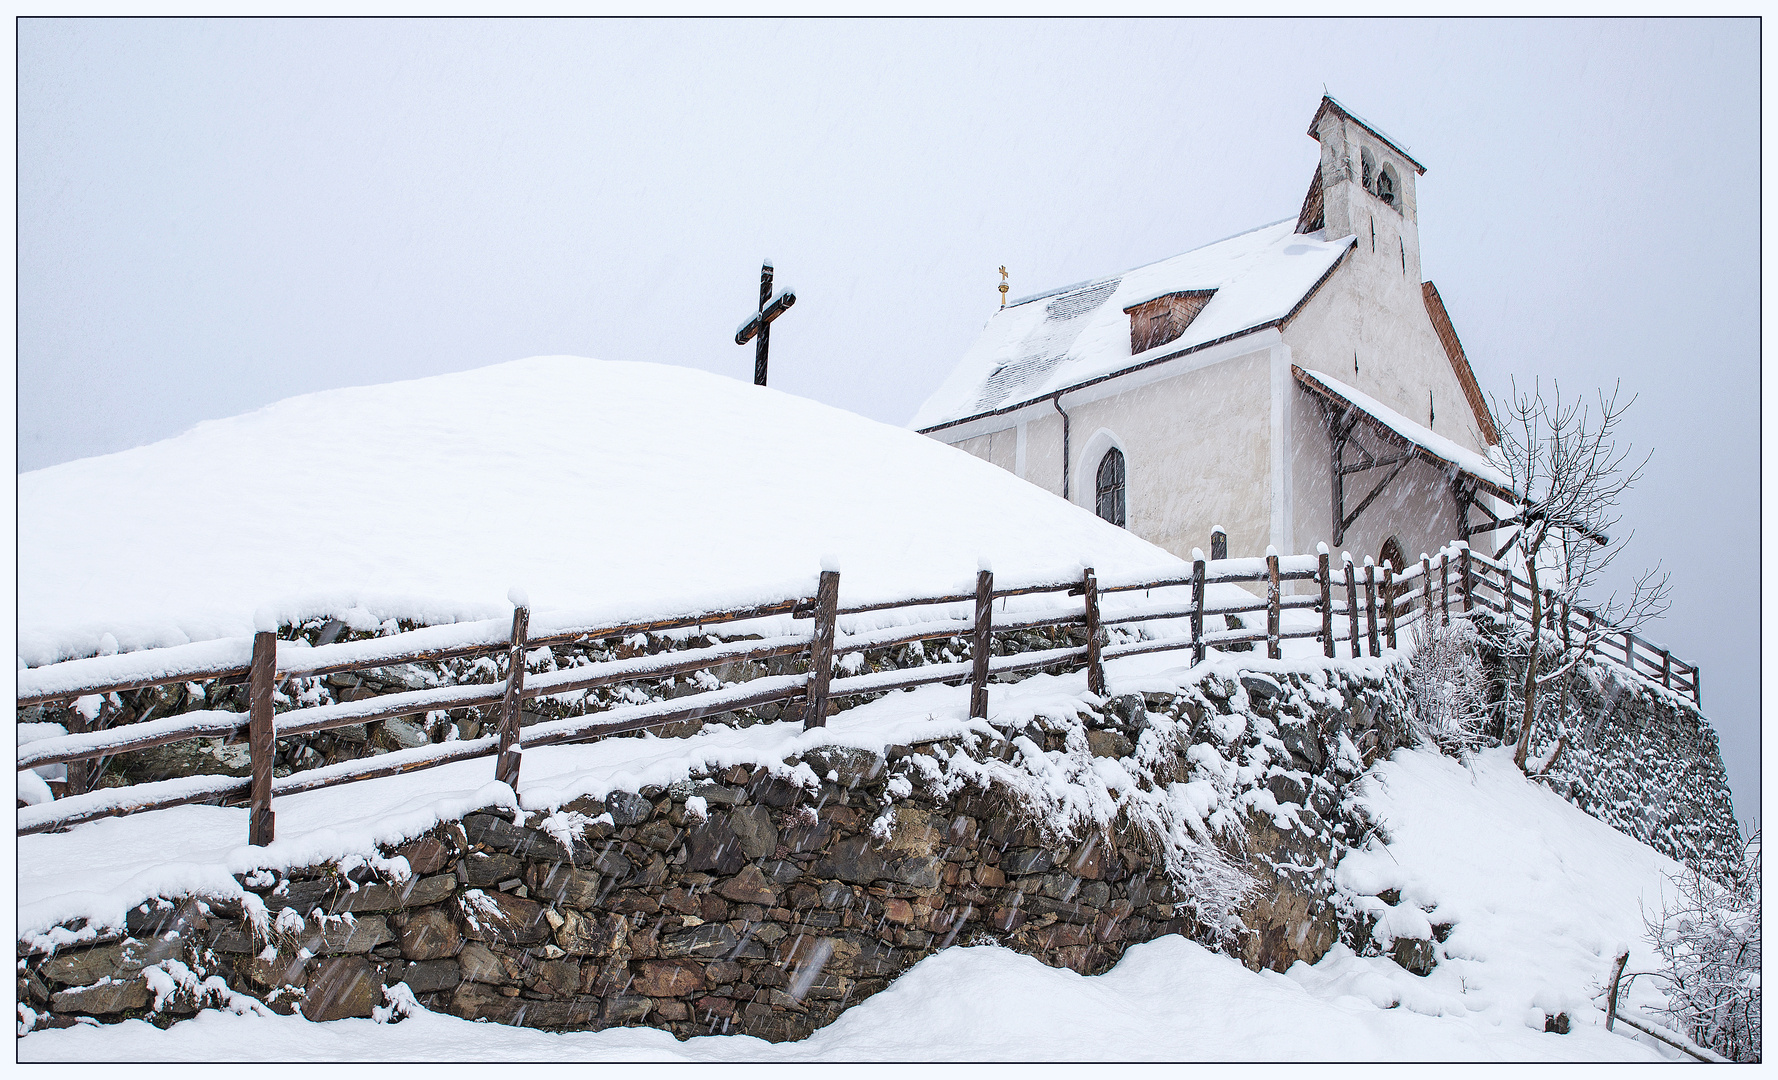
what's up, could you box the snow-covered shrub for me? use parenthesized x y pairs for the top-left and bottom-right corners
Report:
(1642, 831), (1761, 1061)
(1404, 618), (1490, 755)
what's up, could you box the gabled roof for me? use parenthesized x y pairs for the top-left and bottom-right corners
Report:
(1310, 95), (1427, 176)
(911, 221), (1355, 432)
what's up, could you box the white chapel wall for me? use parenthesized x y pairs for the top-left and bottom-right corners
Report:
(1282, 267), (1488, 459)
(1060, 348), (1275, 563)
(930, 346), (1279, 565)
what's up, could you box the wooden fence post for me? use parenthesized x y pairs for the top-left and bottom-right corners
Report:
(1691, 665), (1702, 707)
(1210, 526), (1227, 563)
(1439, 553), (1451, 626)
(1265, 549), (1281, 661)
(1503, 564), (1514, 621)
(1318, 545), (1334, 659)
(969, 566), (994, 719)
(65, 710), (90, 797)
(804, 569), (841, 728)
(1544, 589), (1557, 632)
(1661, 648), (1672, 690)
(1344, 554), (1362, 658)
(1459, 545), (1473, 613)
(84, 701), (122, 795)
(495, 605), (530, 790)
(1420, 554), (1433, 621)
(1382, 562), (1397, 650)
(249, 630), (277, 847)
(1561, 599), (1571, 659)
(1191, 550), (1207, 666)
(1605, 950), (1630, 1032)
(1082, 566), (1106, 696)
(1625, 633), (1635, 671)
(1363, 559), (1381, 656)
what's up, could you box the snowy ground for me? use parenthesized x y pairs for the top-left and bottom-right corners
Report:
(16, 357), (1699, 1059)
(18, 357), (1186, 667)
(13, 932), (1659, 1062)
(20, 655), (1694, 1061)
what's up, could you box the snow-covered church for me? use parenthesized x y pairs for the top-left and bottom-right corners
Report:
(912, 97), (1511, 573)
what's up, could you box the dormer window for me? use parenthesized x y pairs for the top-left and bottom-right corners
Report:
(1122, 289), (1216, 354)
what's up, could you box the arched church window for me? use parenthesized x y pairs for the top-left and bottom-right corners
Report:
(1360, 147), (1376, 192)
(1377, 164), (1398, 209)
(1379, 536), (1407, 605)
(1095, 448), (1126, 528)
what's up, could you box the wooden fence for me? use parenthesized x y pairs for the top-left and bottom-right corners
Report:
(15, 541), (1698, 845)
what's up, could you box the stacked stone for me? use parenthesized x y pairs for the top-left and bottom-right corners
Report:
(19, 620), (1090, 794)
(1471, 622), (1744, 881)
(19, 665), (1417, 1041)
(1536, 665), (1742, 881)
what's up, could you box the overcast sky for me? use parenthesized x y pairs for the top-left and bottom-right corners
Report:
(17, 18), (1759, 823)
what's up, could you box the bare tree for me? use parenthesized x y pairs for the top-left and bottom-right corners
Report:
(1486, 380), (1670, 770)
(1635, 831), (1762, 1061)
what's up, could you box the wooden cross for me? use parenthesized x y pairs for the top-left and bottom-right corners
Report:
(735, 260), (797, 387)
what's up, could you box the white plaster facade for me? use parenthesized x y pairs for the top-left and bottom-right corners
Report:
(915, 98), (1508, 578)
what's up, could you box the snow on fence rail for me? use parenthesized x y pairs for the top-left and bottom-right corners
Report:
(15, 543), (1699, 845)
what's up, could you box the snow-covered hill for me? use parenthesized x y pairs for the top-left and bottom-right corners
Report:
(17, 358), (1710, 1061)
(19, 357), (1184, 667)
(19, 741), (1696, 1061)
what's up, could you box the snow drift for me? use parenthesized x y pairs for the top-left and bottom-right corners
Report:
(19, 357), (1184, 667)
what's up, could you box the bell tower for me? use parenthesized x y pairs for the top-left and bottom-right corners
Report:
(1298, 96), (1427, 287)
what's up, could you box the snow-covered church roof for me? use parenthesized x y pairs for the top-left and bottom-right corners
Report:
(911, 220), (1354, 432)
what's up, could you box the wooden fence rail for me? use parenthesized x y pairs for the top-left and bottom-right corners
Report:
(16, 539), (1699, 843)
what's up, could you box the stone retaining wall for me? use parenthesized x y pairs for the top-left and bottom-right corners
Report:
(19, 663), (1414, 1040)
(1513, 652), (1742, 880)
(19, 619), (1094, 794)
(1459, 619), (1743, 880)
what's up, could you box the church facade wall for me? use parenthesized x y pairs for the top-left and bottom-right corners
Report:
(1024, 414), (1064, 497)
(1287, 397), (1465, 575)
(1280, 259), (1489, 460)
(951, 429), (1018, 476)
(936, 339), (1324, 569)
(1055, 349), (1274, 562)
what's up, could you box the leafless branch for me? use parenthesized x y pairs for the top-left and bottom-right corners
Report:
(1487, 379), (1671, 770)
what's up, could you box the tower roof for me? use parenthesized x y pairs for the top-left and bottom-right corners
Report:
(1309, 95), (1427, 175)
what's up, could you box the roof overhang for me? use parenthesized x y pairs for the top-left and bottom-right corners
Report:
(1309, 96), (1427, 176)
(1294, 366), (1514, 501)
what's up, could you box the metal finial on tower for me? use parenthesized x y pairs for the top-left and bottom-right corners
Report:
(998, 266), (1009, 308)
